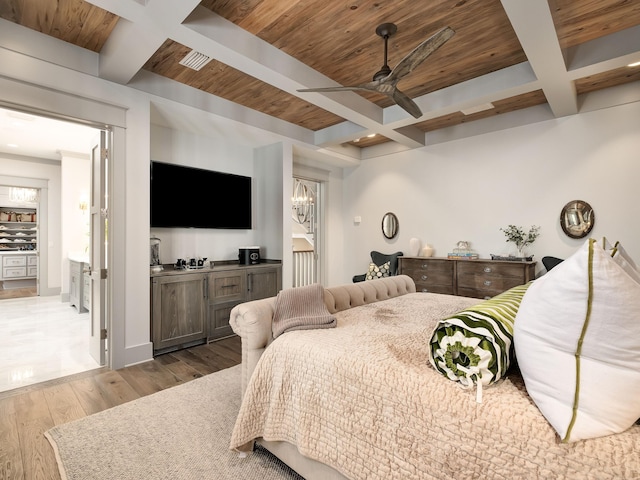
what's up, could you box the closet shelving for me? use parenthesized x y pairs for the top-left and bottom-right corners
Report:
(0, 207), (37, 251)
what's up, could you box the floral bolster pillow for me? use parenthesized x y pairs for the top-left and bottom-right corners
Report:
(429, 282), (532, 395)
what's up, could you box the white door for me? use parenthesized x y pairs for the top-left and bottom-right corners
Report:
(89, 130), (109, 365)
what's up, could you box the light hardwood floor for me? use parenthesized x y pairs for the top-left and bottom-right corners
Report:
(0, 336), (241, 480)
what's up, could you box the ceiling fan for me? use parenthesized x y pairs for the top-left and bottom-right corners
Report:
(298, 24), (455, 119)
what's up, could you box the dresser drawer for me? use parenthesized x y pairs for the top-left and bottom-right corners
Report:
(4, 266), (26, 278)
(400, 258), (455, 294)
(209, 271), (246, 303)
(456, 261), (533, 299)
(3, 255), (26, 267)
(27, 266), (38, 277)
(28, 255), (38, 266)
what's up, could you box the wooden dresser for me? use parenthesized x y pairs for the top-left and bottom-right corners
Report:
(399, 257), (536, 299)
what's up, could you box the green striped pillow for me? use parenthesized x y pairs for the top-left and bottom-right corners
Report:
(429, 282), (531, 388)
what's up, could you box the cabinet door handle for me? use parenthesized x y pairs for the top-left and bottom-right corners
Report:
(203, 276), (208, 298)
(483, 267), (492, 273)
(247, 273), (252, 292)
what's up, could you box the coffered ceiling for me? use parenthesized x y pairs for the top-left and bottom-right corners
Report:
(1, 0), (639, 159)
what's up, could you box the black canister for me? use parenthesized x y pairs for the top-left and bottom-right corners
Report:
(239, 246), (260, 265)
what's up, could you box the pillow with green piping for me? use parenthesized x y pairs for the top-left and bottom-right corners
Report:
(610, 241), (640, 284)
(514, 238), (640, 442)
(429, 282), (531, 388)
(365, 261), (390, 280)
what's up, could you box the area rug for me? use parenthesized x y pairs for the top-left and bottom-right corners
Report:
(45, 365), (303, 480)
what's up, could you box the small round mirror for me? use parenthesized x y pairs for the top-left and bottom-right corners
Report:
(560, 200), (594, 239)
(382, 212), (399, 239)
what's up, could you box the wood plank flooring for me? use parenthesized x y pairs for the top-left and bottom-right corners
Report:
(0, 284), (36, 300)
(0, 336), (241, 480)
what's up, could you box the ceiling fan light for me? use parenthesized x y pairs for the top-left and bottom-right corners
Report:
(461, 103), (495, 115)
(179, 50), (212, 71)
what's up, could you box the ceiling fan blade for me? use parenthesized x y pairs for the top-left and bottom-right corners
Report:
(386, 26), (455, 83)
(392, 88), (422, 119)
(298, 86), (357, 93)
(297, 83), (378, 94)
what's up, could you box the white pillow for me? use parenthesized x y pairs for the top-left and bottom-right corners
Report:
(514, 238), (640, 442)
(611, 241), (640, 284)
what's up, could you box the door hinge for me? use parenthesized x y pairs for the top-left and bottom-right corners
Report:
(101, 328), (108, 340)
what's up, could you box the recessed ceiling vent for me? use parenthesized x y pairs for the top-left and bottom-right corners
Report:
(179, 50), (212, 71)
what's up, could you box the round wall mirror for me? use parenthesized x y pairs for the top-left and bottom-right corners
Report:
(382, 212), (399, 239)
(560, 200), (595, 239)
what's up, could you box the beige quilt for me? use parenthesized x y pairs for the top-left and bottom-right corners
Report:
(230, 293), (640, 480)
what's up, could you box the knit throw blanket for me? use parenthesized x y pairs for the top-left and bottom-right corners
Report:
(272, 284), (336, 338)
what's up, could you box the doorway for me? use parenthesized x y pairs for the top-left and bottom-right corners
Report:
(0, 106), (109, 391)
(292, 177), (321, 287)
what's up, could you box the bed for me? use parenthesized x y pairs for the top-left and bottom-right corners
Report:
(229, 273), (640, 480)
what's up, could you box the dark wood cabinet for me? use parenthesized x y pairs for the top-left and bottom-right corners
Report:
(151, 272), (208, 353)
(397, 258), (454, 295)
(151, 262), (282, 353)
(207, 264), (282, 341)
(399, 257), (535, 299)
(246, 266), (282, 301)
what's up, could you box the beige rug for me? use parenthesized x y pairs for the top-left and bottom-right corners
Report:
(45, 365), (303, 480)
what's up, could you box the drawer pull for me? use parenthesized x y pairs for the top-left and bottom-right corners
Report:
(421, 288), (429, 293)
(221, 284), (239, 288)
(483, 267), (492, 273)
(484, 280), (492, 286)
(421, 275), (428, 281)
(421, 264), (429, 269)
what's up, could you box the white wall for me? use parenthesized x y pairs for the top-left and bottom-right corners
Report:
(342, 101), (640, 282)
(149, 124), (262, 264)
(60, 152), (90, 297)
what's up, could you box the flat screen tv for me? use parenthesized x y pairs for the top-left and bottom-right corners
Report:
(150, 161), (252, 229)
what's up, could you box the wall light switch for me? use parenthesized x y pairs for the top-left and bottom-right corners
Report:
(354, 216), (362, 224)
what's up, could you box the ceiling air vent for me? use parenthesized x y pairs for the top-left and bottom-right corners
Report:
(179, 50), (212, 71)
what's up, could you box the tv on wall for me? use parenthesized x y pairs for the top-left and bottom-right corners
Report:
(150, 161), (252, 229)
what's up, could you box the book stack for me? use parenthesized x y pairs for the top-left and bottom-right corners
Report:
(447, 252), (479, 260)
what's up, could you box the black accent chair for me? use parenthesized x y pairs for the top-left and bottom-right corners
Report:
(353, 251), (404, 283)
(542, 256), (564, 273)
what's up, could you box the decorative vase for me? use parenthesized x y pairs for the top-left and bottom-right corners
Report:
(516, 244), (526, 258)
(409, 237), (421, 256)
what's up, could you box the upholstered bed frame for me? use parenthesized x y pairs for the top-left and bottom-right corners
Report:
(229, 275), (416, 479)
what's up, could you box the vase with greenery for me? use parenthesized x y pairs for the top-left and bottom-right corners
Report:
(500, 225), (540, 258)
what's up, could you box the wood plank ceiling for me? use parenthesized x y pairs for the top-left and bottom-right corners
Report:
(1, 0), (639, 154)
